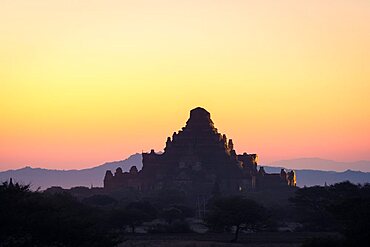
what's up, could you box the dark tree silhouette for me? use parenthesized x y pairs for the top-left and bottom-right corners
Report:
(82, 194), (117, 207)
(205, 196), (266, 242)
(124, 201), (157, 233)
(291, 182), (370, 246)
(0, 180), (120, 247)
(329, 184), (370, 246)
(290, 181), (365, 231)
(161, 207), (184, 224)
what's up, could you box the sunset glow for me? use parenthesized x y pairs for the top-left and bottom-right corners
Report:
(1, 0), (369, 170)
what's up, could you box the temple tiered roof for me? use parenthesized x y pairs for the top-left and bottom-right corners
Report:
(104, 107), (296, 193)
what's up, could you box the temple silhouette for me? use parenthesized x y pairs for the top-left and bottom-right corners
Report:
(104, 107), (296, 194)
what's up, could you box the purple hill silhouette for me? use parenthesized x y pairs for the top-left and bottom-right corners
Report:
(1, 154), (369, 189)
(0, 154), (142, 190)
(270, 158), (370, 172)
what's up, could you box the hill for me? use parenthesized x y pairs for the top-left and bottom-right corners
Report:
(0, 153), (142, 190)
(1, 154), (369, 189)
(270, 157), (370, 172)
(263, 166), (370, 187)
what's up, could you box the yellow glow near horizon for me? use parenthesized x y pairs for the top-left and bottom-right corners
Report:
(1, 0), (369, 170)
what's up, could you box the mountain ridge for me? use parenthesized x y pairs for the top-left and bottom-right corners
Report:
(269, 157), (370, 172)
(1, 154), (369, 189)
(0, 153), (142, 190)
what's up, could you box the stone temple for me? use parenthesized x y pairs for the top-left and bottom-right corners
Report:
(104, 107), (296, 194)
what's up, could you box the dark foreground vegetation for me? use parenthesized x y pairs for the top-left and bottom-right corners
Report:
(0, 180), (369, 247)
(0, 181), (120, 247)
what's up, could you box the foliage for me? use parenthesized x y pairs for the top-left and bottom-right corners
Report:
(290, 185), (337, 231)
(124, 201), (157, 233)
(148, 221), (193, 234)
(161, 207), (184, 224)
(330, 195), (370, 246)
(150, 188), (187, 206)
(291, 181), (369, 231)
(160, 204), (194, 224)
(0, 181), (120, 247)
(82, 194), (117, 207)
(292, 182), (370, 246)
(205, 196), (266, 242)
(105, 200), (157, 233)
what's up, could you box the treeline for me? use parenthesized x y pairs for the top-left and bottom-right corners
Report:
(1, 181), (369, 246)
(292, 182), (370, 246)
(0, 181), (119, 247)
(0, 181), (195, 247)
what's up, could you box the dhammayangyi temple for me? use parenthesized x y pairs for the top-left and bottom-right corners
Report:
(104, 107), (296, 194)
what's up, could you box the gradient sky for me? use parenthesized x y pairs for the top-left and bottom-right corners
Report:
(1, 0), (369, 170)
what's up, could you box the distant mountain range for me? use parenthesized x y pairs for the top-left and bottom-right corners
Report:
(0, 154), (142, 190)
(1, 154), (369, 189)
(269, 157), (370, 172)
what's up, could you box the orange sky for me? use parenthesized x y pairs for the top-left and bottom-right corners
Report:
(1, 0), (369, 170)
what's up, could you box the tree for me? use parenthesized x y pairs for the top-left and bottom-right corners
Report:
(290, 185), (336, 231)
(82, 194), (117, 207)
(160, 204), (194, 224)
(291, 182), (370, 246)
(290, 181), (364, 231)
(0, 180), (120, 247)
(161, 207), (184, 224)
(124, 201), (157, 233)
(205, 196), (266, 242)
(329, 185), (370, 246)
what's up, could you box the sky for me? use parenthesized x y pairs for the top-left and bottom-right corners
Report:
(0, 0), (369, 170)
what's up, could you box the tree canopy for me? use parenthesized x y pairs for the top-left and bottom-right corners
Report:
(205, 196), (266, 242)
(0, 181), (120, 247)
